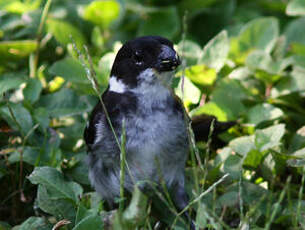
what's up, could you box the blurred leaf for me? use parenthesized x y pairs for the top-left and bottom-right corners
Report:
(28, 166), (83, 201)
(37, 88), (90, 117)
(271, 66), (305, 97)
(33, 107), (50, 131)
(8, 147), (40, 165)
(289, 126), (305, 152)
(224, 154), (242, 179)
(0, 73), (25, 95)
(49, 58), (87, 84)
(286, 0), (305, 16)
(191, 102), (228, 121)
(0, 40), (37, 61)
(199, 30), (229, 72)
(0, 102), (33, 135)
(284, 17), (305, 53)
(3, 0), (42, 14)
(17, 217), (52, 230)
(255, 124), (285, 152)
(177, 40), (202, 66)
(175, 77), (201, 107)
(0, 221), (11, 230)
(287, 158), (305, 167)
(211, 79), (247, 120)
(229, 17), (279, 63)
(23, 78), (42, 104)
(46, 19), (86, 48)
(247, 103), (284, 125)
(243, 149), (265, 168)
(183, 64), (216, 90)
(230, 135), (255, 156)
(138, 6), (180, 39)
(83, 0), (121, 29)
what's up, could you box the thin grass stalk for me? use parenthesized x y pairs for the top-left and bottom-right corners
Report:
(264, 176), (291, 230)
(31, 0), (52, 78)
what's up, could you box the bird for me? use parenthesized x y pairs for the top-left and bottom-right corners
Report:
(84, 36), (235, 228)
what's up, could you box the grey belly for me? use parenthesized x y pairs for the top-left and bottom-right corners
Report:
(88, 111), (189, 201)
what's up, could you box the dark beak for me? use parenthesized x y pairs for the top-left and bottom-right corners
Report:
(156, 45), (181, 72)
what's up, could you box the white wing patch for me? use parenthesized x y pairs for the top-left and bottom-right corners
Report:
(109, 76), (126, 93)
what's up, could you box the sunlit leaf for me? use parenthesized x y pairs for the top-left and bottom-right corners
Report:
(0, 40), (37, 61)
(284, 17), (305, 54)
(255, 124), (285, 152)
(190, 102), (228, 121)
(247, 103), (284, 125)
(199, 30), (229, 72)
(177, 40), (202, 66)
(175, 77), (201, 107)
(286, 0), (305, 16)
(230, 135), (255, 156)
(0, 73), (25, 95)
(83, 0), (121, 29)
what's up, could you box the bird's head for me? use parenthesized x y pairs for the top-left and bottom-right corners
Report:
(109, 36), (180, 91)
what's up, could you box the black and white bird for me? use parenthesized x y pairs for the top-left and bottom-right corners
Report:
(84, 36), (235, 227)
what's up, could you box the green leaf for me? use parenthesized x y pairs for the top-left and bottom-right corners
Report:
(229, 135), (255, 156)
(175, 77), (201, 107)
(243, 149), (265, 168)
(183, 65), (217, 90)
(0, 73), (25, 95)
(28, 166), (83, 202)
(271, 66), (305, 97)
(0, 103), (33, 135)
(223, 154), (242, 179)
(46, 19), (86, 48)
(83, 0), (121, 29)
(211, 79), (247, 120)
(247, 103), (284, 125)
(23, 78), (42, 104)
(72, 214), (103, 230)
(177, 40), (202, 66)
(17, 217), (52, 230)
(0, 221), (11, 230)
(0, 40), (37, 61)
(3, 0), (42, 14)
(138, 7), (180, 39)
(190, 102), (228, 122)
(36, 185), (77, 221)
(254, 124), (285, 152)
(37, 88), (90, 117)
(8, 147), (40, 165)
(229, 17), (279, 63)
(284, 17), (305, 53)
(199, 30), (229, 72)
(286, 0), (305, 16)
(288, 126), (305, 152)
(49, 58), (87, 84)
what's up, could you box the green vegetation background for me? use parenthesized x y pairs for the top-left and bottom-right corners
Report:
(1, 0), (305, 229)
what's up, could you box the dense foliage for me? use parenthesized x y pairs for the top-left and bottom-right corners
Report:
(1, 0), (305, 229)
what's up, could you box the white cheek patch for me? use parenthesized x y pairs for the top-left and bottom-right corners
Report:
(109, 76), (126, 93)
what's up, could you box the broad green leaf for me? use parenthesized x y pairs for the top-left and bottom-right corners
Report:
(36, 185), (77, 222)
(49, 58), (87, 83)
(290, 147), (305, 158)
(183, 65), (217, 90)
(0, 103), (33, 135)
(23, 78), (42, 104)
(175, 77), (201, 107)
(211, 79), (247, 120)
(229, 17), (279, 64)
(138, 7), (180, 39)
(3, 0), (42, 14)
(284, 17), (305, 53)
(288, 126), (305, 152)
(177, 40), (202, 66)
(83, 0), (121, 29)
(46, 19), (86, 48)
(243, 149), (265, 168)
(190, 102), (228, 122)
(229, 135), (255, 156)
(247, 103), (284, 125)
(287, 158), (305, 167)
(0, 40), (37, 61)
(286, 0), (305, 16)
(28, 166), (83, 202)
(271, 66), (305, 97)
(37, 88), (90, 117)
(17, 217), (52, 230)
(199, 30), (229, 72)
(254, 124), (285, 152)
(223, 154), (242, 179)
(8, 147), (40, 165)
(0, 73), (25, 95)
(72, 214), (103, 230)
(33, 107), (50, 131)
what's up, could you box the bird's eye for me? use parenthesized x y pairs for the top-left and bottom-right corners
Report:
(133, 51), (143, 65)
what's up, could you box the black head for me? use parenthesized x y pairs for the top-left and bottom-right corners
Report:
(110, 36), (180, 87)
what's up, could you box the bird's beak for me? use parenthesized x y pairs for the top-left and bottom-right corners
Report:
(156, 45), (181, 72)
